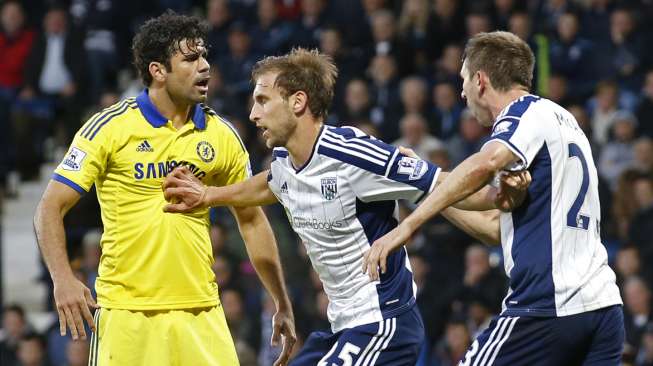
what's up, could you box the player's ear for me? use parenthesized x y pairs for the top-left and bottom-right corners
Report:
(290, 91), (309, 115)
(149, 61), (167, 84)
(476, 70), (487, 95)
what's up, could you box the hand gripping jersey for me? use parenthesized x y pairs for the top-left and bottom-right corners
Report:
(484, 95), (622, 317)
(268, 126), (440, 332)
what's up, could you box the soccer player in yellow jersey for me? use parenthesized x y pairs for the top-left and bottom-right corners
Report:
(33, 11), (296, 366)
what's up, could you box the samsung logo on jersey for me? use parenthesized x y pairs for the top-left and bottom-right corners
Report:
(134, 160), (206, 180)
(289, 216), (344, 230)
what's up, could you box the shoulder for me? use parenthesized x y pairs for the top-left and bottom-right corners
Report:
(317, 126), (397, 175)
(499, 95), (542, 121)
(78, 97), (138, 141)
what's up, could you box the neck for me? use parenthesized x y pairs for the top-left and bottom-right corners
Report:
(488, 88), (530, 121)
(286, 117), (323, 169)
(149, 86), (193, 129)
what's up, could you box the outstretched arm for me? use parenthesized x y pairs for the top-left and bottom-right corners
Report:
(362, 141), (519, 280)
(231, 206), (296, 366)
(163, 166), (278, 212)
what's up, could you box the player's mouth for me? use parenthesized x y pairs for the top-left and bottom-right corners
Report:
(257, 125), (269, 139)
(195, 77), (209, 93)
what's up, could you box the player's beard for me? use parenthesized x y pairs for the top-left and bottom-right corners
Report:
(265, 107), (297, 149)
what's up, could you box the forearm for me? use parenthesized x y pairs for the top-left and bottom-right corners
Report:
(441, 207), (501, 245)
(34, 199), (75, 283)
(404, 153), (497, 231)
(453, 185), (499, 211)
(233, 207), (292, 309)
(206, 171), (277, 207)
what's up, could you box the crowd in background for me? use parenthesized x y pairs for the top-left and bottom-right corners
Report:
(1, 0), (653, 365)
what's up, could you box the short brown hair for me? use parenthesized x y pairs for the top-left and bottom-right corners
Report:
(251, 48), (338, 120)
(463, 31), (535, 92)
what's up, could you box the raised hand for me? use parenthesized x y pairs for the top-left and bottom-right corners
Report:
(162, 166), (208, 213)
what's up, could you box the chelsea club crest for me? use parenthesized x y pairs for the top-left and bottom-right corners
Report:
(321, 177), (338, 201)
(196, 141), (215, 163)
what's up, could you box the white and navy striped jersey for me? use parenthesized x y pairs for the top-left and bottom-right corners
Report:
(485, 95), (622, 317)
(268, 126), (440, 332)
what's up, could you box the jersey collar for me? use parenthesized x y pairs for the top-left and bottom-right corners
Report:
(136, 89), (206, 130)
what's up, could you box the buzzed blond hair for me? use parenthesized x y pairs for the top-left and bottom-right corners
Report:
(252, 48), (338, 120)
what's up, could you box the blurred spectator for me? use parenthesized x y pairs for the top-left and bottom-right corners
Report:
(455, 245), (507, 315)
(257, 293), (281, 366)
(410, 253), (440, 341)
(549, 11), (596, 99)
(206, 65), (240, 119)
(291, 0), (328, 49)
(580, 0), (612, 42)
(596, 8), (647, 92)
(629, 174), (653, 259)
(446, 109), (490, 166)
(599, 111), (637, 190)
(633, 138), (653, 175)
(65, 339), (89, 366)
(616, 246), (642, 285)
(250, 0), (292, 56)
(465, 12), (492, 39)
(367, 54), (402, 141)
(0, 1), (34, 191)
(533, 0), (576, 35)
(19, 5), (85, 155)
(68, 0), (125, 104)
(81, 229), (101, 299)
(508, 11), (531, 42)
(567, 104), (598, 159)
(492, 0), (522, 31)
(637, 323), (653, 366)
(17, 332), (49, 366)
(338, 78), (373, 126)
(399, 76), (430, 120)
(624, 276), (652, 354)
(216, 22), (259, 110)
(432, 319), (471, 366)
(221, 289), (257, 354)
(206, 0), (234, 60)
(367, 9), (412, 76)
(590, 80), (620, 145)
(466, 297), (493, 338)
(636, 70), (653, 139)
(425, 0), (464, 60)
(431, 82), (463, 139)
(397, 0), (430, 71)
(0, 305), (29, 366)
(393, 113), (444, 159)
(319, 27), (367, 112)
(547, 74), (574, 107)
(432, 44), (463, 88)
(612, 169), (645, 242)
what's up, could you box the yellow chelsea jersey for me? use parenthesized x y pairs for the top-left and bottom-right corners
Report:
(53, 89), (251, 310)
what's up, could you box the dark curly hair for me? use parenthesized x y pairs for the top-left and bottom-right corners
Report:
(132, 11), (209, 86)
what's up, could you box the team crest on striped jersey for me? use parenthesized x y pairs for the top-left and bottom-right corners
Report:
(196, 141), (215, 163)
(321, 177), (338, 201)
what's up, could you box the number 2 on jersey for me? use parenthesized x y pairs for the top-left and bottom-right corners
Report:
(567, 143), (590, 230)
